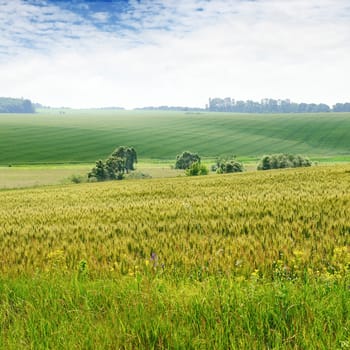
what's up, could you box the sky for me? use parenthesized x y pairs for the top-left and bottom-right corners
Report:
(0, 0), (349, 109)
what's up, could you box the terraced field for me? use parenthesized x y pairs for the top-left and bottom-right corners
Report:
(1, 110), (350, 164)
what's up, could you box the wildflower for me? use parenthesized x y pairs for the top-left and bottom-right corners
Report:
(293, 250), (304, 258)
(150, 252), (158, 268)
(150, 252), (158, 261)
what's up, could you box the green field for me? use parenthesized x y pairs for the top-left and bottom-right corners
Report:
(1, 111), (350, 347)
(0, 165), (349, 348)
(1, 110), (350, 165)
(0, 162), (186, 190)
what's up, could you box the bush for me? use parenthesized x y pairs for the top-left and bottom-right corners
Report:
(175, 151), (201, 169)
(257, 154), (312, 170)
(127, 171), (152, 180)
(185, 162), (209, 176)
(213, 157), (244, 174)
(69, 174), (85, 184)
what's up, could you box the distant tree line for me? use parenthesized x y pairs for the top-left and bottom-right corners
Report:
(0, 97), (35, 113)
(135, 106), (205, 112)
(332, 103), (350, 112)
(96, 107), (125, 110)
(207, 98), (350, 113)
(257, 154), (311, 170)
(33, 103), (48, 109)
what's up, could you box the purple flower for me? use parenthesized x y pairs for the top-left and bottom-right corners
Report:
(150, 252), (158, 261)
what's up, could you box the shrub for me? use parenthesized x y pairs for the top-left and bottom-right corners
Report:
(175, 151), (201, 169)
(213, 157), (244, 174)
(185, 162), (209, 176)
(69, 174), (85, 184)
(257, 154), (312, 170)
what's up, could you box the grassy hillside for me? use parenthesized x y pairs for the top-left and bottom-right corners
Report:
(0, 166), (349, 348)
(0, 110), (350, 164)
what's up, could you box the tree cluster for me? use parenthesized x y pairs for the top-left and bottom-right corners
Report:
(207, 97), (350, 113)
(257, 154), (311, 170)
(88, 146), (137, 181)
(176, 152), (243, 176)
(0, 97), (35, 113)
(175, 151), (209, 176)
(175, 151), (201, 170)
(212, 158), (244, 173)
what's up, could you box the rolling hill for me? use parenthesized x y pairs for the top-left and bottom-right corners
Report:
(0, 110), (350, 164)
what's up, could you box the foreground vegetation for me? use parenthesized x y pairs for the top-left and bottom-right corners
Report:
(0, 165), (349, 348)
(1, 110), (350, 164)
(1, 275), (348, 349)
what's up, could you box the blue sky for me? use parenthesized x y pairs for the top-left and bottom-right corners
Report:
(0, 0), (349, 109)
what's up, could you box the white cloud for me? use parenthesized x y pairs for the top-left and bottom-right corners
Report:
(0, 0), (349, 108)
(90, 12), (110, 22)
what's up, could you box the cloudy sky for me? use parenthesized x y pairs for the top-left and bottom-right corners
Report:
(0, 0), (349, 109)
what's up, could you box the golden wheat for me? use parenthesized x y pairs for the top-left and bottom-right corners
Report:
(0, 165), (349, 280)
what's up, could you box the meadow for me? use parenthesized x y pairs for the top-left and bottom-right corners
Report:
(0, 165), (349, 348)
(1, 110), (350, 165)
(0, 163), (183, 189)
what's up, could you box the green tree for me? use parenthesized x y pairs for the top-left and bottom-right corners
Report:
(257, 155), (272, 170)
(88, 146), (138, 182)
(112, 146), (137, 173)
(213, 157), (244, 173)
(105, 157), (125, 180)
(88, 160), (107, 181)
(175, 151), (201, 169)
(185, 162), (208, 176)
(257, 154), (311, 170)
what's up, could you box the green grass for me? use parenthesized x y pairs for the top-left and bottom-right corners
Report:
(0, 163), (185, 190)
(1, 110), (350, 165)
(1, 275), (349, 349)
(0, 165), (91, 190)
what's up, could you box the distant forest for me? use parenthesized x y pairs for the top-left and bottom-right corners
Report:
(207, 98), (350, 113)
(0, 97), (35, 113)
(135, 106), (204, 112)
(134, 98), (350, 113)
(2, 96), (350, 114)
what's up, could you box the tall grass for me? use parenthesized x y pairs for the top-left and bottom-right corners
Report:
(0, 165), (349, 348)
(0, 275), (349, 349)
